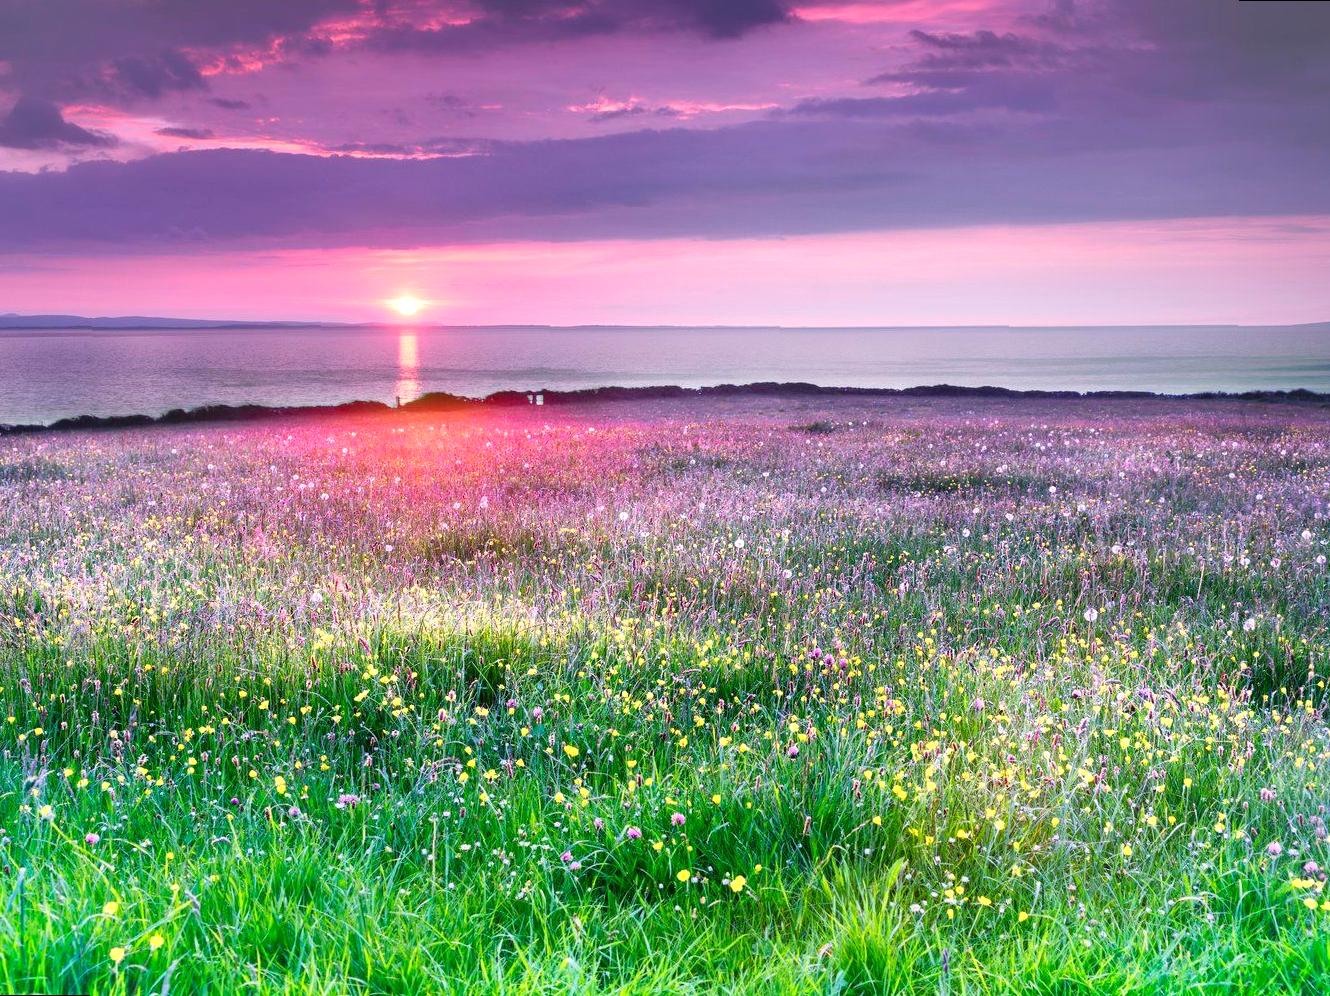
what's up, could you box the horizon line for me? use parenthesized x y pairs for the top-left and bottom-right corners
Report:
(4, 315), (1330, 333)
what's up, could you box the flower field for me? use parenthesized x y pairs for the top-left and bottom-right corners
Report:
(3, 396), (1329, 994)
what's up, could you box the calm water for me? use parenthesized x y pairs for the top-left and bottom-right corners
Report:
(3, 324), (1329, 425)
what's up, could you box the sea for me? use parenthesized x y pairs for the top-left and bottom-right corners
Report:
(2, 323), (1329, 425)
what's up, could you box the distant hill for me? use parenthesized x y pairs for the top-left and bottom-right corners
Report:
(0, 314), (339, 330)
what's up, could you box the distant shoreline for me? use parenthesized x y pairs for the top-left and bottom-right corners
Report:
(4, 381), (1330, 436)
(3, 315), (1329, 333)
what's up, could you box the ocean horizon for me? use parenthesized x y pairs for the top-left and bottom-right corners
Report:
(3, 322), (1329, 425)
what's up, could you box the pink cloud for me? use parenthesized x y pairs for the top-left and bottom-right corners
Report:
(793, 1), (1015, 27)
(567, 94), (778, 120)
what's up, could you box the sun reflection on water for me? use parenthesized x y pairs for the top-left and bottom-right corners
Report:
(396, 330), (420, 403)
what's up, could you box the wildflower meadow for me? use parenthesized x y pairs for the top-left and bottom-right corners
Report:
(3, 395), (1329, 994)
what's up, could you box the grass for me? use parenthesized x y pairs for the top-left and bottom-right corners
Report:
(1, 397), (1329, 993)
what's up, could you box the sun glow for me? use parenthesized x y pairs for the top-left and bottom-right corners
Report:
(386, 293), (425, 317)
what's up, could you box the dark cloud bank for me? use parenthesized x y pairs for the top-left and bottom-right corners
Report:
(0, 0), (790, 100)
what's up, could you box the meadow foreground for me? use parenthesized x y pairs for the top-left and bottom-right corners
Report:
(3, 395), (1329, 994)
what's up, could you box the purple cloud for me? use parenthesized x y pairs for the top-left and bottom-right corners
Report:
(790, 74), (1059, 117)
(0, 96), (116, 150)
(0, 0), (359, 96)
(903, 29), (1073, 70)
(155, 126), (216, 140)
(108, 50), (206, 99)
(1, 102), (1325, 252)
(366, 0), (792, 51)
(0, 0), (792, 108)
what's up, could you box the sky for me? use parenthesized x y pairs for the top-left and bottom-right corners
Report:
(1, 0), (1328, 325)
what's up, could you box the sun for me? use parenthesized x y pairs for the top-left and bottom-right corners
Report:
(386, 294), (425, 318)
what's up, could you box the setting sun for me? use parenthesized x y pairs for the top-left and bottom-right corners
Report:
(386, 294), (425, 318)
